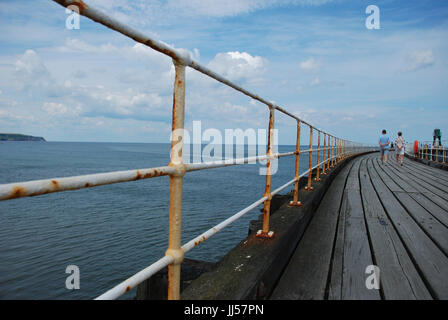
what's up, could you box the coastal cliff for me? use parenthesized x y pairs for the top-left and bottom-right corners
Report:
(0, 133), (46, 141)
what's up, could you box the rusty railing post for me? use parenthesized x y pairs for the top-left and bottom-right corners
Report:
(258, 106), (275, 238)
(338, 139), (341, 162)
(443, 146), (446, 163)
(315, 130), (321, 181)
(337, 138), (340, 161)
(339, 139), (342, 160)
(331, 136), (335, 167)
(305, 126), (314, 191)
(165, 60), (186, 300)
(339, 139), (341, 161)
(322, 133), (327, 175)
(289, 121), (302, 207)
(327, 135), (331, 171)
(436, 146), (439, 163)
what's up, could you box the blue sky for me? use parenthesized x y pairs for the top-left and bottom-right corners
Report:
(0, 0), (447, 145)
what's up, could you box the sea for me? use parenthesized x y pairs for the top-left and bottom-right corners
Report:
(0, 142), (322, 299)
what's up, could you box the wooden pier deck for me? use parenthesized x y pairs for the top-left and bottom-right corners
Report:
(270, 153), (448, 300)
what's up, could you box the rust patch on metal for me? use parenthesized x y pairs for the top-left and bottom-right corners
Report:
(10, 186), (26, 199)
(125, 285), (131, 293)
(143, 169), (161, 179)
(135, 170), (142, 180)
(85, 182), (91, 188)
(51, 180), (59, 188)
(66, 0), (88, 14)
(194, 235), (207, 247)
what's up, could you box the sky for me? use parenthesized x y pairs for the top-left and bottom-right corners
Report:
(0, 0), (447, 145)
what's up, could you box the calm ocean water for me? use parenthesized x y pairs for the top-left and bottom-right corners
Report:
(0, 142), (321, 299)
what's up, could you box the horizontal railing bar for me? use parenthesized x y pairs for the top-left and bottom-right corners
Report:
(0, 166), (175, 201)
(0, 149), (342, 201)
(95, 255), (173, 300)
(184, 152), (294, 172)
(182, 196), (268, 253)
(271, 178), (297, 197)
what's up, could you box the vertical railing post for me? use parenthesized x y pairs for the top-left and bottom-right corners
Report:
(289, 121), (302, 207)
(443, 146), (446, 163)
(340, 139), (342, 159)
(436, 146), (439, 163)
(327, 135), (331, 171)
(305, 126), (314, 191)
(315, 130), (321, 182)
(331, 136), (335, 167)
(322, 133), (327, 175)
(333, 136), (336, 165)
(339, 139), (343, 162)
(336, 138), (339, 163)
(258, 106), (275, 238)
(165, 60), (186, 300)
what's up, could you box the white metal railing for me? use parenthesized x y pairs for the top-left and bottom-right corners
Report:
(0, 0), (376, 300)
(406, 140), (447, 164)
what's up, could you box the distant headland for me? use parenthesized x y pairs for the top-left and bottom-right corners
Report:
(0, 133), (46, 142)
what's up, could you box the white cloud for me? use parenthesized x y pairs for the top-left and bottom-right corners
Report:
(14, 49), (49, 79)
(299, 57), (322, 72)
(207, 51), (266, 83)
(13, 49), (67, 97)
(310, 77), (321, 86)
(408, 50), (435, 71)
(42, 102), (82, 117)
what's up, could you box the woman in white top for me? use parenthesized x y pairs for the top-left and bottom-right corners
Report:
(395, 131), (405, 165)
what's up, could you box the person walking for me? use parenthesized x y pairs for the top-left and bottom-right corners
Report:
(395, 131), (405, 166)
(379, 129), (390, 164)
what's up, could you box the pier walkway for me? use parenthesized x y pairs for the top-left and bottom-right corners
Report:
(270, 153), (448, 300)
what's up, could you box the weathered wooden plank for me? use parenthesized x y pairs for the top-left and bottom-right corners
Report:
(380, 162), (421, 193)
(380, 160), (448, 212)
(407, 192), (448, 228)
(391, 161), (448, 190)
(369, 157), (403, 192)
(393, 191), (448, 255)
(360, 158), (431, 299)
(327, 187), (347, 300)
(403, 162), (448, 186)
(331, 158), (380, 300)
(270, 161), (355, 300)
(390, 163), (448, 199)
(368, 159), (448, 299)
(377, 161), (448, 254)
(404, 158), (448, 180)
(372, 159), (448, 210)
